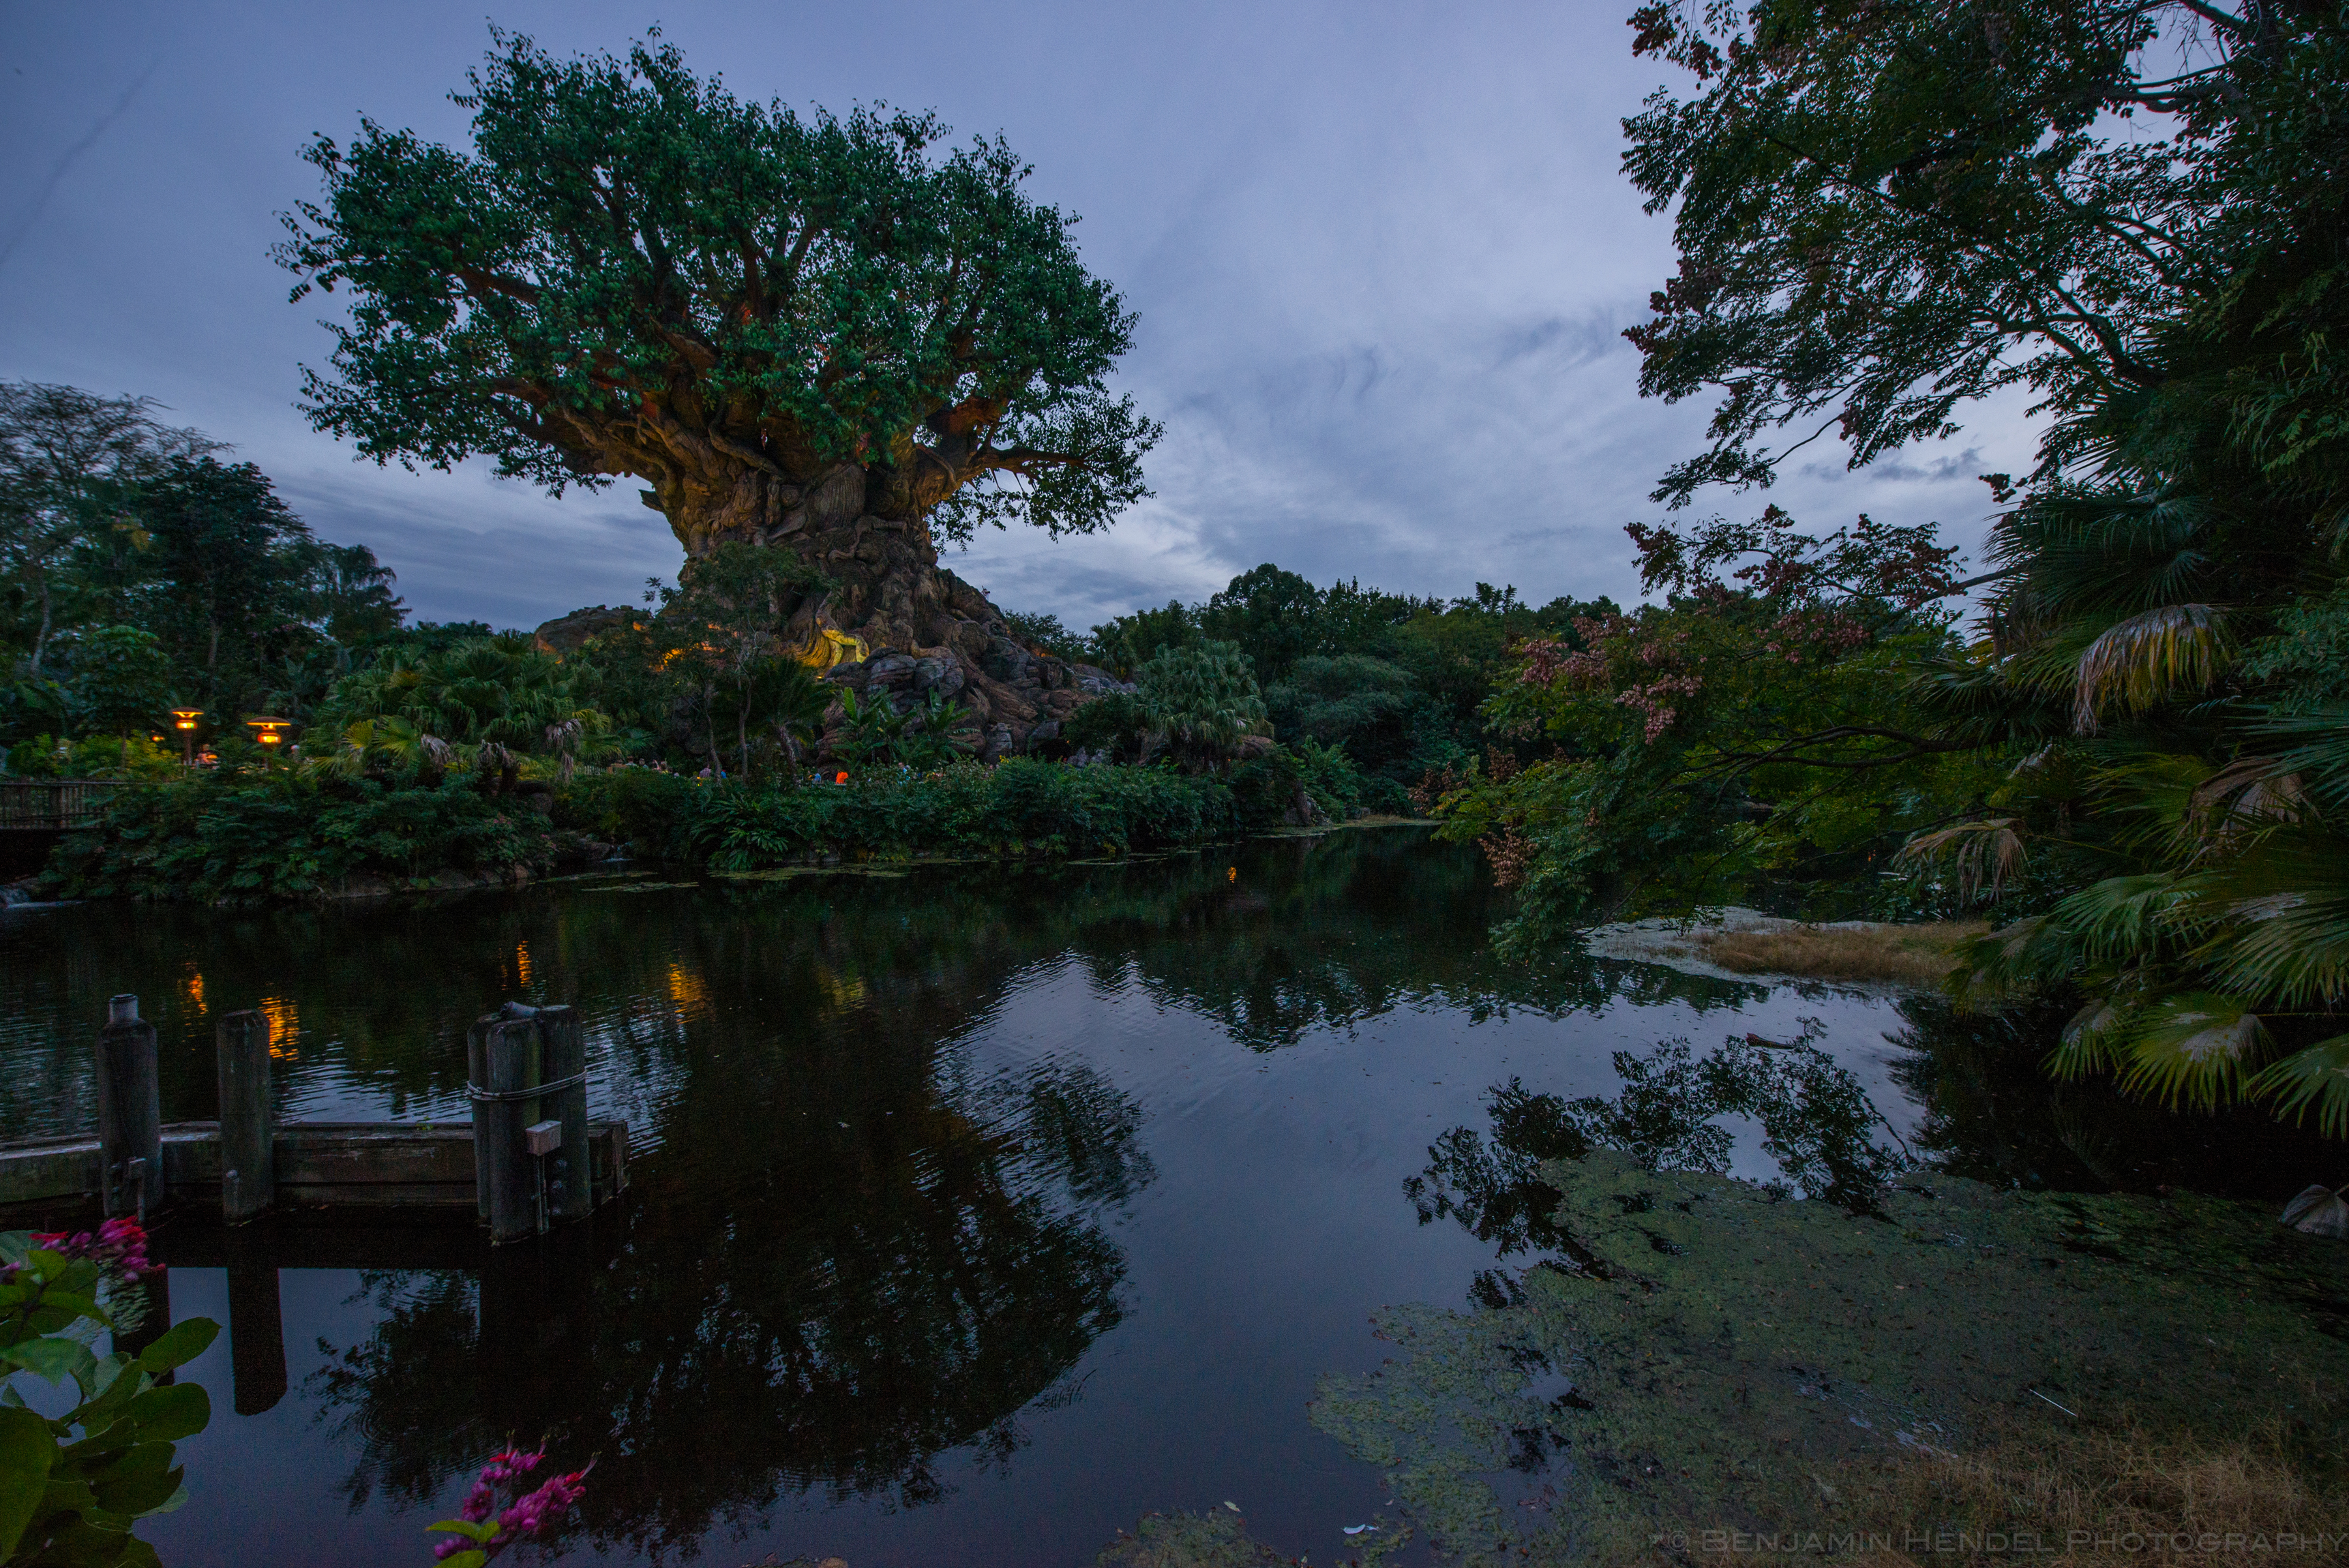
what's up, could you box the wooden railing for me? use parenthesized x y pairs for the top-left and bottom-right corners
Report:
(0, 778), (160, 830)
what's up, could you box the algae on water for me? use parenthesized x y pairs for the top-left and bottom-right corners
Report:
(1313, 1038), (2349, 1565)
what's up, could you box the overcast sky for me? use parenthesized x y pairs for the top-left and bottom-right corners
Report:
(0, 0), (2036, 634)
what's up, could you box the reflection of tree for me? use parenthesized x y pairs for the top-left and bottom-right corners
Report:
(311, 1055), (1148, 1560)
(1407, 1027), (1908, 1304)
(2, 829), (1763, 1138)
(1886, 996), (2342, 1198)
(1075, 830), (1763, 1049)
(11, 826), (1775, 1553)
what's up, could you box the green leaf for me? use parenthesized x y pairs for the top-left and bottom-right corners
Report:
(2247, 1034), (2349, 1138)
(2115, 993), (2270, 1111)
(0, 1404), (55, 1558)
(3, 1335), (96, 1393)
(437, 1551), (489, 1568)
(123, 1382), (208, 1443)
(426, 1519), (495, 1543)
(134, 1316), (218, 1376)
(91, 1446), (181, 1518)
(133, 1480), (189, 1520)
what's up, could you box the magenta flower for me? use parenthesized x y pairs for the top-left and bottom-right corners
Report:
(31, 1217), (157, 1280)
(426, 1446), (590, 1565)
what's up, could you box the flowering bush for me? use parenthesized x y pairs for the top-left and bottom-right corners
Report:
(25, 1221), (155, 1283)
(427, 1447), (591, 1566)
(1, 1221), (220, 1568)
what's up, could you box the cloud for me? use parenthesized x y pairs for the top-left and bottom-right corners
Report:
(0, 0), (2048, 632)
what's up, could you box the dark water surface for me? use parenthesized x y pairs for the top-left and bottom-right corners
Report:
(0, 829), (2321, 1567)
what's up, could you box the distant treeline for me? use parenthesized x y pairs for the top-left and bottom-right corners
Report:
(1008, 566), (1615, 800)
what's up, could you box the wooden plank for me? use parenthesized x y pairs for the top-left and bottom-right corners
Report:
(3, 1120), (631, 1211)
(0, 1132), (102, 1205)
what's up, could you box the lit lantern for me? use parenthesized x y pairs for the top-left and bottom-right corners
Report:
(169, 708), (203, 766)
(245, 717), (290, 761)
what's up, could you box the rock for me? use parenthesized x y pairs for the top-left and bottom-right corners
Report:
(661, 502), (1141, 757)
(911, 657), (963, 698)
(533, 604), (640, 657)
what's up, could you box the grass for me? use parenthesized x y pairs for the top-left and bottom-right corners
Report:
(1699, 920), (1986, 987)
(1827, 1423), (2346, 1567)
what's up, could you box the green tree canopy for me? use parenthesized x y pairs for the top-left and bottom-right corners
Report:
(1460, 1), (2349, 1134)
(278, 29), (1160, 558)
(0, 382), (220, 674)
(1620, 0), (2341, 502)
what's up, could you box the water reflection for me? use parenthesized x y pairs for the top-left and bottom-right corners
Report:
(1406, 1023), (1909, 1306)
(0, 828), (1819, 1561)
(305, 1055), (1144, 1558)
(0, 829), (1764, 1139)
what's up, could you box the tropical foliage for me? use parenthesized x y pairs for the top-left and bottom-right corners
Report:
(1, 382), (405, 759)
(1453, 0), (2349, 1134)
(1, 1224), (219, 1568)
(1439, 507), (1994, 929)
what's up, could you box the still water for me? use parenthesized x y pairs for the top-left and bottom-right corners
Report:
(0, 828), (2309, 1567)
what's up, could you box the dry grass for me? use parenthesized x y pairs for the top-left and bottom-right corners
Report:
(1836, 1426), (2346, 1567)
(1699, 920), (1986, 987)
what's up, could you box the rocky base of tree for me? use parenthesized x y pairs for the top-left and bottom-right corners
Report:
(538, 506), (1131, 762)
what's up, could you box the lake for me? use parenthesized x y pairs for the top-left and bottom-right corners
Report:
(0, 827), (2325, 1566)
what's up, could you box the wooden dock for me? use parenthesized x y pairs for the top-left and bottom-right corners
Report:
(1, 995), (629, 1241)
(0, 1119), (629, 1212)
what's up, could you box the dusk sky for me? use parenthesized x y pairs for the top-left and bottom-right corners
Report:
(1, 1), (2036, 635)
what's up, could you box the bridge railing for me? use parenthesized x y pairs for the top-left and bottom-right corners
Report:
(0, 778), (163, 830)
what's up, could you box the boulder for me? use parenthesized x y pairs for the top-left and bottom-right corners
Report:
(533, 604), (640, 657)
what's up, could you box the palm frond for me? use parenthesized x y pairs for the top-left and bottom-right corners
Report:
(2184, 755), (2305, 847)
(2047, 871), (2189, 966)
(2247, 1035), (2349, 1138)
(2073, 604), (2232, 733)
(2170, 825), (2349, 1006)
(1897, 817), (2025, 901)
(2112, 993), (2269, 1111)
(2245, 704), (2349, 809)
(2050, 995), (2131, 1081)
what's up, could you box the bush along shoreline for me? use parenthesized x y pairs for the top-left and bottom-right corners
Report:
(40, 744), (1382, 905)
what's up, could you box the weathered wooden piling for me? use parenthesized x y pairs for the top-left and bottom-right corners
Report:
(216, 1009), (275, 1222)
(468, 1008), (545, 1243)
(535, 1005), (593, 1225)
(95, 995), (161, 1221)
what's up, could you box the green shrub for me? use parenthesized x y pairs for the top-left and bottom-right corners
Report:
(549, 767), (702, 855)
(1060, 690), (1153, 761)
(48, 770), (570, 903)
(675, 758), (1248, 869)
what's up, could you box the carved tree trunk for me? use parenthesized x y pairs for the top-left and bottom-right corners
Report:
(631, 457), (1131, 761)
